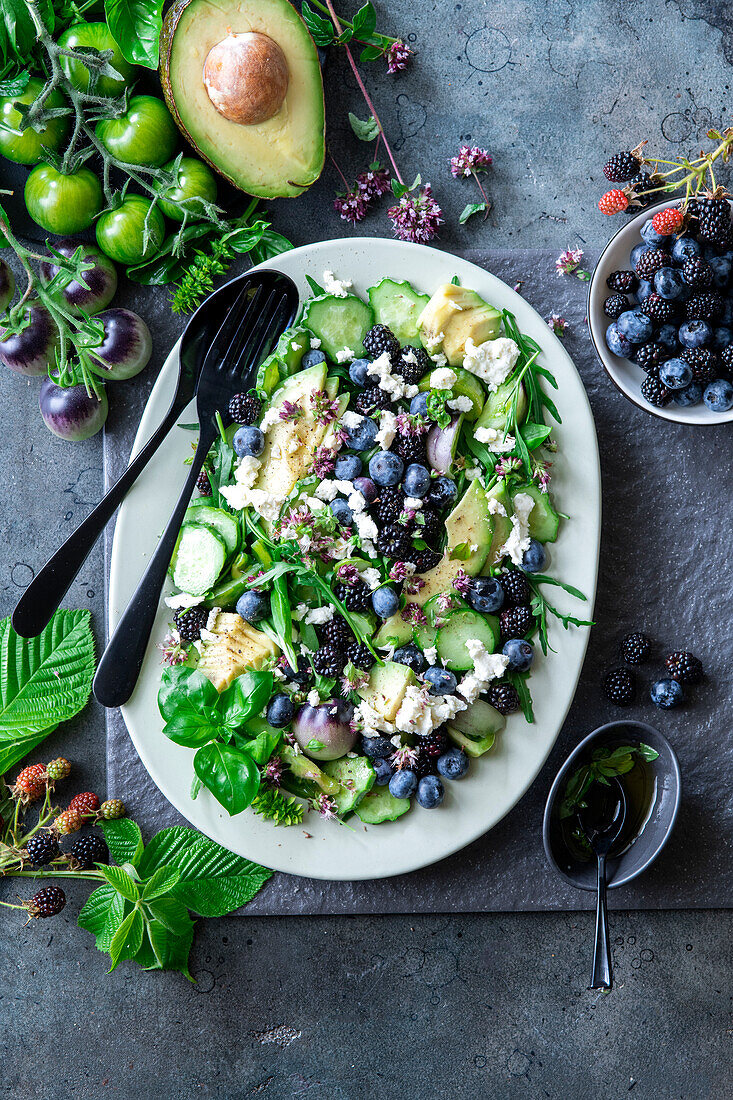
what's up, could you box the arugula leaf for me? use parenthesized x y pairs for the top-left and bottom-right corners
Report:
(193, 742), (260, 815)
(349, 112), (380, 141)
(104, 0), (163, 68)
(519, 422), (552, 450)
(459, 201), (488, 224)
(102, 818), (144, 867)
(507, 671), (534, 723)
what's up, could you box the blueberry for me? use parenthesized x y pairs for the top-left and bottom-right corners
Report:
(371, 585), (400, 618)
(635, 279), (654, 303)
(348, 357), (370, 386)
(266, 692), (294, 727)
(712, 326), (733, 350)
(436, 748), (469, 780)
(236, 590), (269, 623)
(301, 348), (326, 368)
(280, 654), (311, 685)
(410, 392), (429, 417)
(403, 462), (431, 497)
(678, 320), (711, 349)
(640, 218), (668, 246)
(656, 324), (679, 350)
(343, 415), (378, 451)
(720, 299), (733, 325)
(334, 453), (362, 480)
(353, 475), (377, 503)
(416, 775), (444, 809)
(708, 255), (731, 288)
(362, 735), (396, 759)
(704, 379), (733, 412)
(653, 266), (686, 300)
(466, 576), (504, 613)
(659, 358), (692, 390)
(671, 236), (700, 265)
(521, 538), (547, 573)
(630, 242), (651, 268)
(233, 425), (265, 458)
(369, 450), (404, 486)
(427, 476), (457, 509)
(605, 322), (633, 358)
(393, 643), (427, 674)
(617, 310), (653, 345)
(330, 498), (353, 526)
(423, 666), (458, 695)
(650, 678), (684, 709)
(673, 382), (703, 407)
(389, 769), (417, 799)
(502, 637), (534, 672)
(373, 758), (393, 786)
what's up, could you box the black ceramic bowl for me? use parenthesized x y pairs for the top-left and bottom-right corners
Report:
(543, 720), (681, 891)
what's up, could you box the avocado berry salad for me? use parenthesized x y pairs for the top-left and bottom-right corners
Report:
(157, 272), (591, 827)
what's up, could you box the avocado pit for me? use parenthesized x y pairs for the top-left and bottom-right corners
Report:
(203, 31), (289, 125)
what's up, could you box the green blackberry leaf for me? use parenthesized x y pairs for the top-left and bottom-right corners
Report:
(98, 864), (141, 903)
(109, 908), (145, 971)
(77, 884), (126, 953)
(102, 818), (144, 867)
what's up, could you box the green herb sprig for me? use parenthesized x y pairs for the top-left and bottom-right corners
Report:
(559, 743), (660, 821)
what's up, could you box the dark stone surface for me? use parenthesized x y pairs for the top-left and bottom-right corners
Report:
(1, 0), (732, 1093)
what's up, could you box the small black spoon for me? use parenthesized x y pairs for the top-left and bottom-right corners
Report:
(577, 777), (627, 990)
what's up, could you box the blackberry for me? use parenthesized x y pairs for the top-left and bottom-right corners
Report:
(626, 171), (659, 208)
(398, 345), (430, 385)
(27, 885), (66, 919)
(499, 568), (531, 607)
(606, 270), (638, 294)
(603, 150), (641, 183)
(196, 469), (211, 496)
(319, 614), (353, 651)
(682, 347), (718, 385)
(69, 791), (100, 816)
(70, 833), (109, 870)
(413, 748), (436, 780)
(377, 523), (411, 559)
(621, 632), (650, 665)
(346, 641), (375, 670)
(363, 323), (400, 361)
(280, 654), (313, 685)
(499, 606), (534, 640)
(603, 667), (635, 705)
(418, 728), (450, 760)
(228, 392), (262, 424)
(634, 342), (664, 373)
(635, 249), (670, 280)
(697, 197), (731, 244)
(682, 257), (713, 288)
(665, 651), (703, 684)
(410, 548), (442, 573)
(640, 371), (672, 408)
(373, 486), (404, 526)
(685, 292), (723, 322)
(312, 645), (344, 678)
(355, 385), (392, 415)
(639, 294), (674, 324)
(393, 434), (428, 464)
(173, 606), (208, 642)
(486, 682), (520, 715)
(25, 833), (60, 867)
(604, 294), (629, 320)
(333, 580), (371, 612)
(417, 507), (443, 546)
(721, 345), (733, 375)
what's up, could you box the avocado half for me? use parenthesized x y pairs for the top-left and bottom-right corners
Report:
(160, 0), (325, 198)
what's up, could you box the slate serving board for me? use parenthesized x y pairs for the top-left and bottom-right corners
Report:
(104, 248), (733, 913)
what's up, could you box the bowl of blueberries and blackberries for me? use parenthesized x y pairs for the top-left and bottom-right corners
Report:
(588, 194), (733, 424)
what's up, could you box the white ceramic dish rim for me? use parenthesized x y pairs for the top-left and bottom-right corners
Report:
(587, 198), (733, 425)
(109, 237), (601, 881)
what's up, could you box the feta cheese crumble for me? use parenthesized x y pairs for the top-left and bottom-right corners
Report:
(431, 366), (458, 390)
(336, 346), (354, 364)
(307, 689), (321, 708)
(164, 591), (202, 610)
(500, 491), (535, 565)
(309, 337), (322, 349)
(462, 337), (520, 391)
(403, 496), (424, 510)
(475, 425), (516, 452)
(375, 409), (397, 449)
(305, 606), (334, 625)
(423, 645), (438, 665)
(448, 395), (474, 413)
(322, 270), (352, 297)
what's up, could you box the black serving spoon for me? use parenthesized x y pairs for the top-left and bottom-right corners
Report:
(11, 272), (258, 639)
(577, 777), (628, 991)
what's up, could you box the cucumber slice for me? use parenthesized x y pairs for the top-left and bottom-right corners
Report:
(355, 784), (411, 824)
(183, 505), (238, 555)
(435, 610), (500, 670)
(322, 756), (376, 814)
(447, 699), (505, 756)
(367, 278), (430, 346)
(172, 523), (227, 596)
(476, 378), (528, 432)
(419, 365), (485, 420)
(511, 482), (560, 543)
(301, 293), (374, 361)
(256, 326), (310, 392)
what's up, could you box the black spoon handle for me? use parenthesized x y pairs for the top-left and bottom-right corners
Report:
(589, 853), (612, 990)
(12, 398), (188, 639)
(93, 419), (216, 709)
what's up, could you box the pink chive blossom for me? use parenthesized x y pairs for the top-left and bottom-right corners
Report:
(403, 575), (426, 595)
(334, 190), (369, 225)
(547, 312), (569, 337)
(158, 630), (188, 667)
(388, 183), (443, 243)
(513, 281), (524, 293)
(275, 506), (314, 543)
(336, 563), (360, 586)
(357, 165), (391, 200)
(436, 592), (457, 613)
(395, 412), (429, 437)
(391, 745), (419, 770)
(332, 424), (349, 449)
(279, 399), (303, 422)
(313, 793), (338, 820)
(310, 389), (341, 425)
(263, 756), (284, 786)
(555, 247), (585, 277)
(341, 665), (369, 694)
(533, 459), (552, 493)
(450, 145), (493, 178)
(389, 560), (415, 582)
(387, 41), (412, 74)
(399, 508), (417, 527)
(313, 445), (336, 478)
(401, 602), (428, 626)
(495, 456), (522, 477)
(452, 569), (471, 596)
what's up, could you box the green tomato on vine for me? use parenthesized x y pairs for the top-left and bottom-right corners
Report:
(96, 95), (179, 168)
(158, 157), (218, 220)
(96, 195), (166, 265)
(25, 165), (103, 235)
(57, 22), (135, 97)
(0, 79), (70, 165)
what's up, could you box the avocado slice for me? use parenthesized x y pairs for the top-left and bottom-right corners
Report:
(160, 0), (325, 198)
(254, 362), (329, 502)
(357, 661), (417, 724)
(417, 284), (502, 366)
(482, 482), (514, 571)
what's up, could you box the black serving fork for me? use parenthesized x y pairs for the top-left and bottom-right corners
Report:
(93, 270), (299, 708)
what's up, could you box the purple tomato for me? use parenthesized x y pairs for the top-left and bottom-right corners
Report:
(88, 308), (152, 380)
(39, 241), (117, 316)
(39, 376), (108, 440)
(0, 302), (58, 376)
(293, 698), (356, 760)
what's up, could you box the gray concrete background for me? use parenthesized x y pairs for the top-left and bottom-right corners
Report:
(1, 0), (732, 1096)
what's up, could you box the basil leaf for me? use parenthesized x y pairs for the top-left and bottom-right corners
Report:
(241, 729), (279, 765)
(219, 671), (273, 729)
(158, 665), (219, 721)
(101, 818), (144, 867)
(520, 422), (552, 450)
(248, 228), (294, 265)
(0, 69), (30, 95)
(163, 706), (222, 748)
(459, 201), (488, 224)
(104, 0), (164, 68)
(349, 112), (380, 142)
(193, 742), (260, 815)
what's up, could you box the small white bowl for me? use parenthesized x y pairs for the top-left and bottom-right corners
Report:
(587, 199), (733, 425)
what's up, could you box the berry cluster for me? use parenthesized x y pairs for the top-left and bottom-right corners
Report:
(603, 632), (704, 709)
